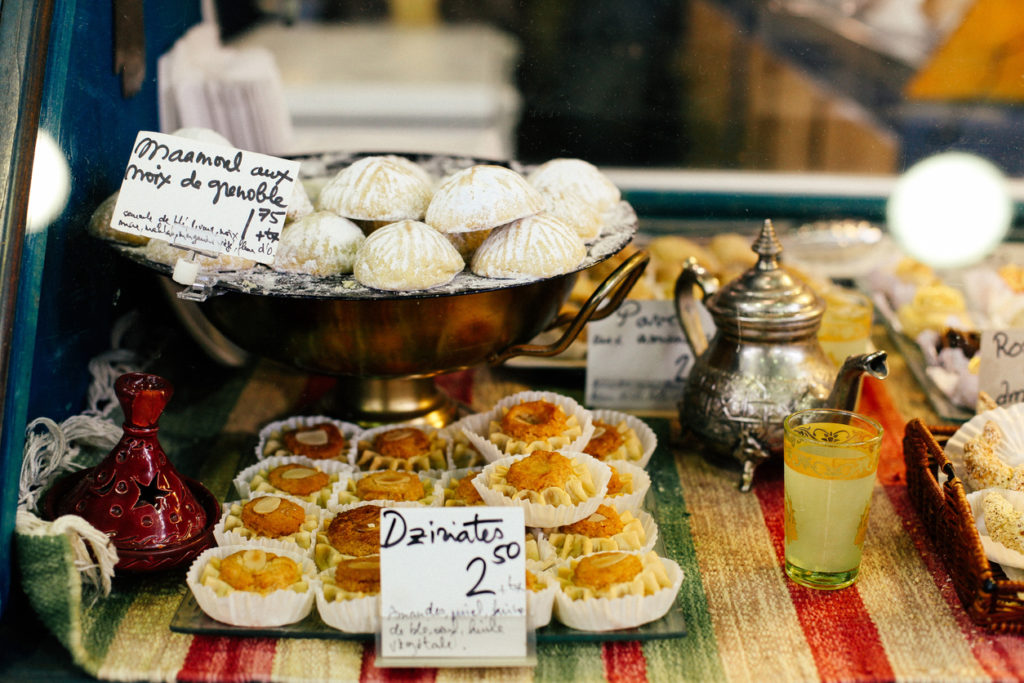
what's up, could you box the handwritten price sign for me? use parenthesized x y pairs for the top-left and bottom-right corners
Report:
(378, 507), (527, 664)
(111, 131), (299, 265)
(979, 329), (1024, 408)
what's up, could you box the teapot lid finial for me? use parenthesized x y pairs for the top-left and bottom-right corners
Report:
(752, 219), (783, 269)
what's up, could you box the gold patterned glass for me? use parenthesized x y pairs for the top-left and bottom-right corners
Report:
(783, 408), (883, 590)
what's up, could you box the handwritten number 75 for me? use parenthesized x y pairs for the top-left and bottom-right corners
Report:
(465, 557), (495, 597)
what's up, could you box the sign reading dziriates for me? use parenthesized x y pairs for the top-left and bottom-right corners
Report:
(111, 131), (299, 265)
(378, 506), (527, 662)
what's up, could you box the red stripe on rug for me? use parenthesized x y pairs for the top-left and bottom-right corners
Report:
(602, 641), (648, 683)
(178, 635), (277, 682)
(359, 645), (438, 683)
(757, 475), (896, 683)
(859, 379), (1024, 679)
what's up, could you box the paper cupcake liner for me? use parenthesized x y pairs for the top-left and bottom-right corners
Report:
(213, 494), (322, 556)
(327, 470), (443, 511)
(967, 488), (1024, 571)
(315, 569), (381, 633)
(552, 556), (683, 632)
(443, 415), (489, 469)
(235, 454), (352, 498)
(945, 403), (1024, 490)
(256, 415), (361, 464)
(587, 409), (658, 468)
(462, 391), (595, 463)
(353, 422), (451, 473)
(186, 544), (318, 627)
(527, 578), (558, 631)
(473, 450), (611, 527)
(600, 460), (652, 513)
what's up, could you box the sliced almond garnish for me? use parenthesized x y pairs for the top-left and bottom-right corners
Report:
(282, 467), (318, 480)
(252, 496), (283, 514)
(295, 429), (329, 446)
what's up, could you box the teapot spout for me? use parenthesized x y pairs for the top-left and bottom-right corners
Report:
(673, 257), (719, 358)
(826, 350), (889, 412)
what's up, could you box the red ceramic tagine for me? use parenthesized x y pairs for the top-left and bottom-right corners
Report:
(52, 372), (216, 571)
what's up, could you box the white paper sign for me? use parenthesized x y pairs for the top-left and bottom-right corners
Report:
(379, 507), (527, 661)
(111, 131), (299, 265)
(586, 299), (705, 410)
(979, 329), (1024, 406)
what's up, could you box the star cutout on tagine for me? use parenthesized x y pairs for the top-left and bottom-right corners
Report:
(133, 475), (171, 511)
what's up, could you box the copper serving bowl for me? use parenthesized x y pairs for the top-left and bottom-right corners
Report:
(112, 152), (646, 424)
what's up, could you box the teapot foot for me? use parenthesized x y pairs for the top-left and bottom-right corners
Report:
(733, 428), (770, 493)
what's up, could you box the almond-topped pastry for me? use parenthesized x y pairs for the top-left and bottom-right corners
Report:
(558, 550), (675, 601)
(325, 505), (381, 557)
(282, 422), (348, 461)
(425, 164), (544, 234)
(488, 399), (585, 455)
(527, 158), (621, 212)
(213, 549), (304, 595)
(241, 496), (306, 538)
(356, 426), (447, 472)
(470, 213), (586, 279)
(333, 555), (381, 595)
(342, 471), (426, 504)
(219, 496), (320, 550)
(546, 505), (649, 560)
(316, 155), (433, 227)
(268, 464), (331, 497)
(353, 220), (464, 292)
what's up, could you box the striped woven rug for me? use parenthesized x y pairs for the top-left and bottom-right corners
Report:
(20, 365), (1024, 682)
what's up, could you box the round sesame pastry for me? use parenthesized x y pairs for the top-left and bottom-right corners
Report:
(553, 550), (684, 632)
(187, 545), (317, 627)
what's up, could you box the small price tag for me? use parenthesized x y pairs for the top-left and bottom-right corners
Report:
(978, 329), (1024, 407)
(111, 130), (299, 265)
(585, 299), (705, 411)
(378, 507), (528, 665)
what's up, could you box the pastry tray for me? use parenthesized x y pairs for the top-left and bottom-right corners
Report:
(903, 419), (1024, 632)
(169, 490), (687, 643)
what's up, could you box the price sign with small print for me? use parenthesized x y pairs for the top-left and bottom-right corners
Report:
(111, 130), (299, 265)
(978, 329), (1024, 408)
(585, 299), (709, 411)
(378, 506), (528, 665)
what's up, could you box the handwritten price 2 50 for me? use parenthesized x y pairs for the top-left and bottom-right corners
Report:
(380, 509), (522, 598)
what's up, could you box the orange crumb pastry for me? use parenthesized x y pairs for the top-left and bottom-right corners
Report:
(558, 551), (674, 600)
(486, 450), (598, 507)
(356, 426), (447, 472)
(444, 471), (485, 506)
(315, 504), (382, 570)
(282, 423), (347, 460)
(605, 466), (628, 497)
(583, 419), (645, 462)
(219, 496), (320, 551)
(268, 464), (331, 497)
(207, 549), (305, 596)
(244, 459), (343, 507)
(547, 505), (648, 559)
(489, 399), (584, 455)
(333, 556), (381, 595)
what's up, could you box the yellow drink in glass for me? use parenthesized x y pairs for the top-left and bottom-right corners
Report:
(783, 410), (883, 590)
(818, 287), (873, 367)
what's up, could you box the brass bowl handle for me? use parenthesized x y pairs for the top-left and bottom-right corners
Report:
(488, 250), (650, 364)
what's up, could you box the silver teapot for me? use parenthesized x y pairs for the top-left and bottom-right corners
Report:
(673, 219), (888, 491)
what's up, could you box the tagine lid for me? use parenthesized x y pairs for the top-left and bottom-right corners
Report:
(706, 219), (824, 337)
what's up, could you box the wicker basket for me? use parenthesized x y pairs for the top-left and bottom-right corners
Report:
(903, 418), (1024, 632)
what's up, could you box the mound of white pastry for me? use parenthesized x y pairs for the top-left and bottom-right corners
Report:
(317, 155), (433, 224)
(274, 211), (364, 276)
(528, 158), (621, 212)
(426, 164), (545, 234)
(353, 220), (464, 291)
(471, 213), (586, 279)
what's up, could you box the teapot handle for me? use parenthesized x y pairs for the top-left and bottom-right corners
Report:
(487, 250), (649, 364)
(674, 257), (719, 358)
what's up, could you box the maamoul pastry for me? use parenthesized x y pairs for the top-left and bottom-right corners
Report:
(316, 155), (433, 228)
(425, 164), (544, 234)
(353, 220), (464, 291)
(315, 504), (382, 570)
(356, 425), (447, 472)
(286, 180), (315, 222)
(539, 188), (602, 242)
(488, 398), (585, 455)
(545, 505), (649, 560)
(203, 548), (306, 596)
(470, 213), (586, 279)
(272, 211), (364, 276)
(484, 450), (599, 507)
(983, 490), (1024, 554)
(216, 495), (319, 551)
(527, 158), (621, 212)
(335, 470), (437, 506)
(557, 550), (674, 601)
(144, 238), (256, 271)
(445, 228), (492, 260)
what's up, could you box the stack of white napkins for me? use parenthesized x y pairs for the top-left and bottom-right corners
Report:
(158, 22), (293, 155)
